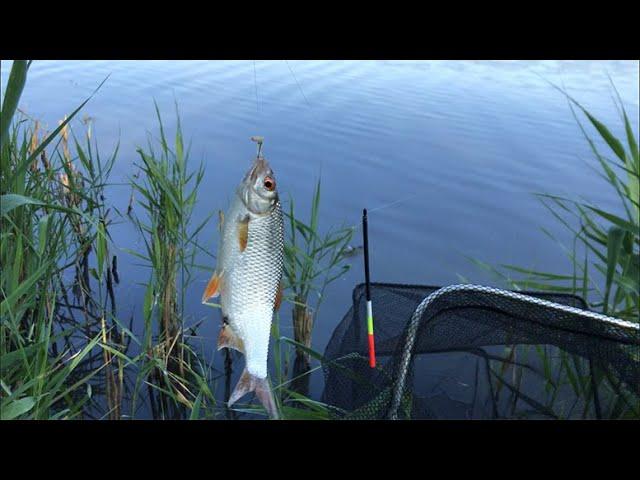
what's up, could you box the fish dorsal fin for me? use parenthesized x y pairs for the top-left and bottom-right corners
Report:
(217, 323), (244, 353)
(274, 281), (284, 312)
(237, 214), (250, 252)
(201, 270), (223, 303)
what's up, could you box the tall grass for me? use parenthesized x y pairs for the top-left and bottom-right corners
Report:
(126, 103), (221, 419)
(130, 104), (208, 345)
(472, 87), (639, 419)
(477, 88), (638, 321)
(283, 179), (354, 364)
(1, 60), (128, 419)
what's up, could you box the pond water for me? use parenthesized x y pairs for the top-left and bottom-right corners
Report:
(2, 60), (638, 418)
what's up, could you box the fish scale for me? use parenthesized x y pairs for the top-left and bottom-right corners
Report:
(222, 201), (284, 378)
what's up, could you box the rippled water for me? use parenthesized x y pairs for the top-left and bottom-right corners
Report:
(2, 60), (638, 417)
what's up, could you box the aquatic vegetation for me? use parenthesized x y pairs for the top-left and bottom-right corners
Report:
(130, 104), (207, 345)
(127, 103), (217, 418)
(283, 179), (355, 364)
(1, 61), (126, 419)
(478, 87), (638, 321)
(472, 86), (639, 419)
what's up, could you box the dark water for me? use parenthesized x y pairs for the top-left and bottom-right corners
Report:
(2, 60), (638, 418)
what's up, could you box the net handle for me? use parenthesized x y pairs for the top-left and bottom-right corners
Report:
(387, 283), (639, 420)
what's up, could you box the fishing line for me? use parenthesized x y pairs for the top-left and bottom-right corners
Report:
(335, 191), (424, 249)
(282, 60), (325, 179)
(256, 62), (422, 235)
(285, 60), (311, 109)
(340, 192), (423, 238)
(366, 192), (420, 214)
(282, 61), (418, 223)
(252, 61), (265, 162)
(253, 60), (260, 115)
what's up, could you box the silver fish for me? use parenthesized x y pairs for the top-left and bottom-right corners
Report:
(202, 150), (284, 419)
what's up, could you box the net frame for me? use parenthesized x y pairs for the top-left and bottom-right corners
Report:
(321, 282), (640, 419)
(387, 284), (639, 419)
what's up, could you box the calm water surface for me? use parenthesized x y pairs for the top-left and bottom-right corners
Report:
(2, 60), (638, 417)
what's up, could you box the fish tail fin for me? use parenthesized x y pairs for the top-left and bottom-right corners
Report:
(228, 368), (279, 420)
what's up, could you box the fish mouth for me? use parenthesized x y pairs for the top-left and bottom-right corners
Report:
(239, 156), (278, 214)
(248, 157), (277, 199)
(248, 157), (272, 180)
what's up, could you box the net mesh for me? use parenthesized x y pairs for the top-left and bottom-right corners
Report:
(322, 283), (640, 419)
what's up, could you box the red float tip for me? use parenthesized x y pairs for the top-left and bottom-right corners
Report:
(368, 334), (376, 368)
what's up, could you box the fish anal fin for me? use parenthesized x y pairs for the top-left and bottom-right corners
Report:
(202, 271), (223, 303)
(237, 215), (250, 252)
(228, 368), (279, 420)
(274, 281), (284, 312)
(217, 324), (244, 353)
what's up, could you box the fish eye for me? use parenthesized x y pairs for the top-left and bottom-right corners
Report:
(263, 176), (275, 191)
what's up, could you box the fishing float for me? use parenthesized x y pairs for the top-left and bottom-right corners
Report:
(362, 209), (376, 368)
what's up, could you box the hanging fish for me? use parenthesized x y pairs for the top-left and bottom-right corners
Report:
(202, 141), (284, 419)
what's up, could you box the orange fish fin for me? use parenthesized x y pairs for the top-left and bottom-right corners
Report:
(274, 281), (284, 312)
(201, 271), (222, 303)
(217, 324), (244, 353)
(237, 215), (250, 252)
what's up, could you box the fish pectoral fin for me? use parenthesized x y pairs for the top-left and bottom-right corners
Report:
(237, 214), (250, 252)
(201, 270), (223, 303)
(228, 368), (279, 420)
(217, 324), (244, 353)
(274, 281), (284, 312)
